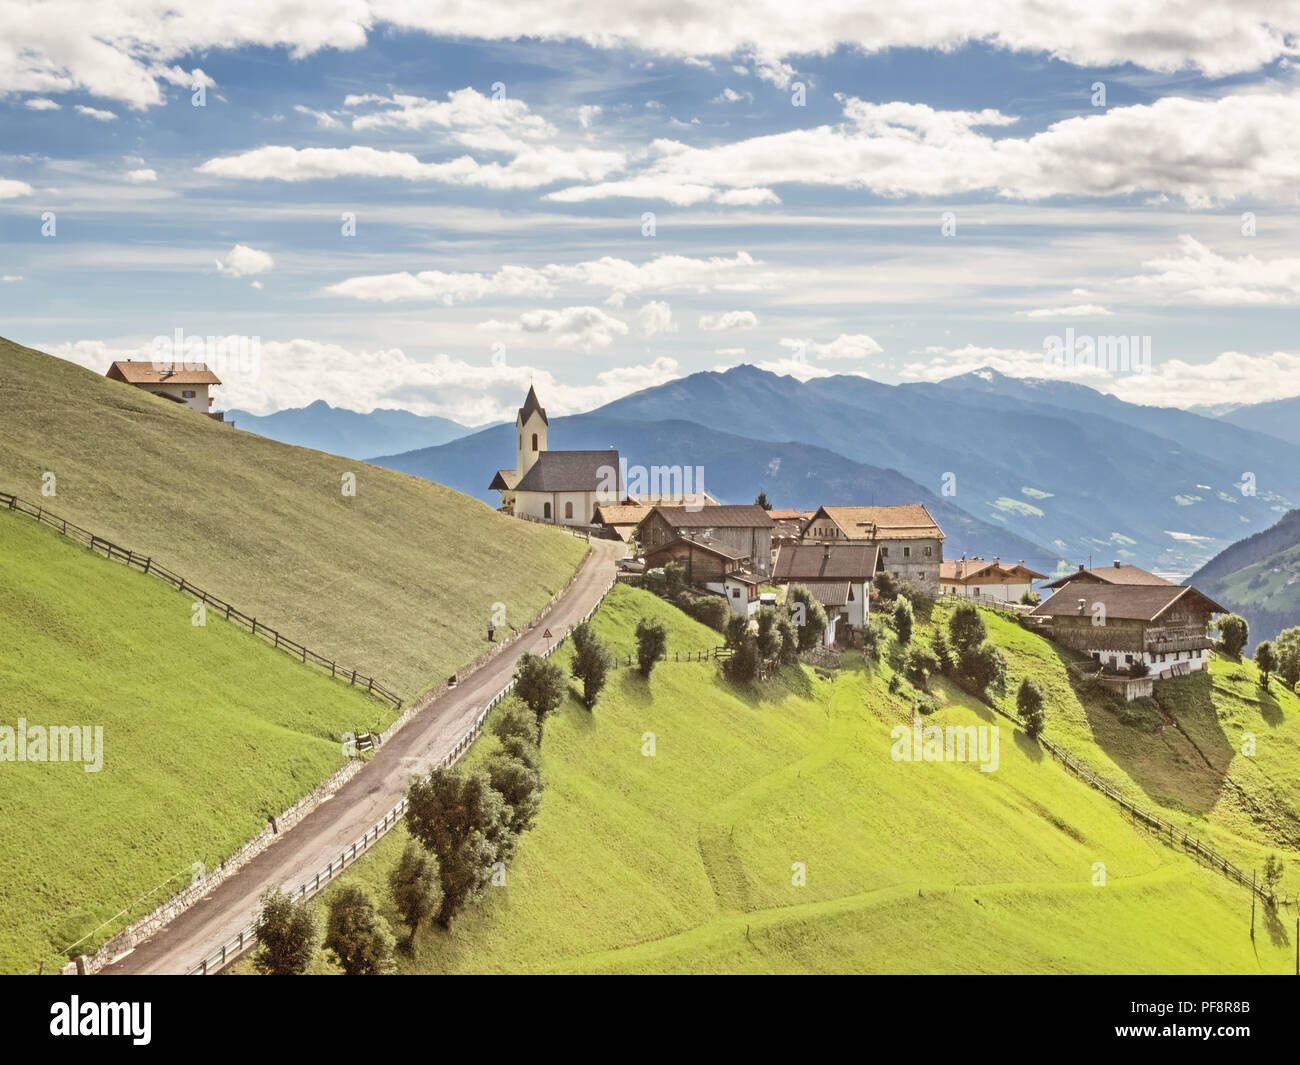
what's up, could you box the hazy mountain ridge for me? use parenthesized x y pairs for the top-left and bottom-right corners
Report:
(229, 400), (469, 460)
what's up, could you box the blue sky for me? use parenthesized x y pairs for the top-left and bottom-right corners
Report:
(2, 3), (1299, 422)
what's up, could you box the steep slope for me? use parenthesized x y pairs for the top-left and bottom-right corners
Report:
(372, 414), (1058, 568)
(0, 511), (387, 974)
(234, 586), (1297, 975)
(229, 400), (468, 460)
(1188, 509), (1300, 648)
(0, 337), (586, 697)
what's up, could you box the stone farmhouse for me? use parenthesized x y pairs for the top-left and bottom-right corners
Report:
(106, 360), (230, 423)
(800, 505), (944, 595)
(637, 504), (775, 577)
(490, 385), (621, 527)
(940, 556), (1046, 603)
(772, 542), (880, 647)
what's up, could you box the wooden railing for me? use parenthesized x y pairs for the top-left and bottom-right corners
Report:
(0, 491), (402, 710)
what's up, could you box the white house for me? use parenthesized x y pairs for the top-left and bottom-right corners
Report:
(939, 556), (1047, 602)
(772, 542), (879, 647)
(106, 360), (224, 417)
(490, 385), (620, 527)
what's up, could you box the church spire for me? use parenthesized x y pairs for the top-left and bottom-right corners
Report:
(518, 383), (548, 426)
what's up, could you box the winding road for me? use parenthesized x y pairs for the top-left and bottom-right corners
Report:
(104, 537), (624, 975)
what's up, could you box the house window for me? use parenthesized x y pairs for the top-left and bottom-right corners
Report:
(543, 502), (552, 519)
(564, 501), (573, 519)
(925, 546), (932, 557)
(531, 433), (538, 451)
(903, 546), (911, 558)
(732, 587), (740, 598)
(1125, 655), (1133, 664)
(182, 389), (196, 399)
(881, 547), (888, 557)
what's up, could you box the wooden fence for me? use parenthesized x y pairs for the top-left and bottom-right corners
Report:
(1, 491), (402, 711)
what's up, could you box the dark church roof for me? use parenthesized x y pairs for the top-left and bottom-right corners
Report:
(514, 449), (619, 493)
(518, 384), (548, 426)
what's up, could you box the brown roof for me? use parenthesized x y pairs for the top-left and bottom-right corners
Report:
(1040, 563), (1174, 590)
(808, 504), (944, 541)
(489, 469), (519, 491)
(595, 504), (649, 525)
(940, 557), (1047, 582)
(727, 571), (763, 586)
(645, 504), (774, 529)
(645, 536), (750, 562)
(767, 509), (810, 520)
(1031, 580), (1226, 622)
(625, 491), (719, 506)
(107, 360), (221, 385)
(773, 543), (880, 582)
(801, 580), (852, 607)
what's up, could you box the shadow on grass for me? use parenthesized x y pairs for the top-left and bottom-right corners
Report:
(1261, 901), (1291, 950)
(1257, 685), (1285, 727)
(1013, 728), (1047, 764)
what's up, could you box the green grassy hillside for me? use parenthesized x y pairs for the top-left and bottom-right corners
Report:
(0, 337), (587, 697)
(237, 586), (1295, 974)
(0, 512), (396, 974)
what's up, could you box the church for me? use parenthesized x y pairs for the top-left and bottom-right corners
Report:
(489, 385), (621, 528)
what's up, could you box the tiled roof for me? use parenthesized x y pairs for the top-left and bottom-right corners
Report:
(107, 360), (221, 385)
(490, 469), (519, 491)
(940, 557), (1047, 582)
(1031, 580), (1226, 622)
(646, 504), (774, 529)
(625, 491), (719, 506)
(513, 449), (619, 493)
(801, 580), (852, 607)
(773, 543), (879, 581)
(812, 504), (945, 541)
(1041, 563), (1175, 589)
(645, 536), (750, 562)
(595, 504), (649, 525)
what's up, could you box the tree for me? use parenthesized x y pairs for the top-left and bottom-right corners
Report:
(635, 617), (668, 676)
(756, 607), (780, 660)
(1274, 627), (1300, 689)
(959, 642), (1007, 698)
(861, 618), (886, 658)
(754, 491), (772, 510)
(513, 652), (566, 736)
(663, 561), (687, 597)
(389, 843), (443, 942)
(486, 749), (543, 836)
(682, 595), (728, 632)
(724, 613), (750, 649)
(1019, 588), (1041, 606)
(724, 632), (762, 683)
(893, 597), (914, 646)
(1262, 852), (1286, 898)
(787, 585), (828, 651)
(1128, 659), (1149, 678)
(776, 618), (799, 664)
(1016, 677), (1047, 738)
(574, 636), (611, 708)
(253, 887), (321, 975)
(931, 631), (954, 675)
(405, 767), (510, 927)
(1216, 613), (1249, 658)
(491, 702), (540, 748)
(949, 602), (987, 656)
(1256, 640), (1277, 689)
(569, 620), (594, 664)
(905, 646), (940, 691)
(324, 887), (396, 975)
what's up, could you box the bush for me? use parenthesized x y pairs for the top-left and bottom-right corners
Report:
(756, 608), (780, 660)
(1128, 659), (1149, 678)
(959, 642), (1007, 698)
(724, 633), (761, 684)
(724, 613), (750, 649)
(949, 603), (987, 656)
(1216, 614), (1249, 658)
(389, 843), (443, 942)
(664, 561), (687, 597)
(1019, 588), (1041, 606)
(777, 618), (799, 664)
(905, 646), (940, 691)
(324, 887), (396, 975)
(887, 673), (901, 695)
(491, 702), (540, 748)
(786, 585), (828, 651)
(931, 630), (954, 675)
(681, 595), (729, 632)
(914, 694), (940, 716)
(1256, 640), (1277, 688)
(1016, 677), (1047, 738)
(635, 617), (668, 676)
(892, 597), (914, 646)
(861, 618), (886, 658)
(253, 887), (321, 975)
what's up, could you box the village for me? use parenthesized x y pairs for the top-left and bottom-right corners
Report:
(485, 385), (1229, 700)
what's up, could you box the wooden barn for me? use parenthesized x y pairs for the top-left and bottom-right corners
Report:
(637, 505), (775, 576)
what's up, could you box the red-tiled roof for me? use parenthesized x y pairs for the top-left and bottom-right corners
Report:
(107, 360), (221, 385)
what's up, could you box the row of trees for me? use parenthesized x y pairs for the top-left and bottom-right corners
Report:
(1213, 613), (1300, 694)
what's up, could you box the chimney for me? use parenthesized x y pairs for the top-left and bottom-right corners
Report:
(993, 556), (999, 565)
(1077, 598), (1087, 615)
(1113, 560), (1121, 568)
(1078, 563), (1085, 572)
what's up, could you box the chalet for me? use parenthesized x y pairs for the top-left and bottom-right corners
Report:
(106, 360), (228, 421)
(490, 385), (620, 527)
(1040, 561), (1173, 592)
(940, 556), (1047, 603)
(593, 504), (648, 542)
(642, 537), (761, 615)
(772, 542), (880, 646)
(637, 505), (775, 576)
(1029, 580), (1226, 681)
(800, 505), (944, 595)
(769, 509), (813, 549)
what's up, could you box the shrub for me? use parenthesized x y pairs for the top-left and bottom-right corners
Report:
(664, 561), (687, 597)
(724, 614), (750, 649)
(724, 633), (761, 684)
(324, 887), (396, 975)
(776, 618), (799, 664)
(635, 617), (668, 676)
(1016, 677), (1047, 738)
(905, 646), (940, 691)
(892, 597), (914, 646)
(681, 595), (729, 632)
(1128, 659), (1149, 678)
(959, 642), (1007, 698)
(253, 887), (321, 975)
(756, 608), (780, 659)
(1019, 588), (1041, 606)
(861, 619), (886, 658)
(887, 673), (901, 695)
(786, 585), (828, 651)
(931, 630), (954, 675)
(949, 603), (987, 656)
(1256, 640), (1277, 689)
(513, 652), (566, 736)
(491, 702), (541, 748)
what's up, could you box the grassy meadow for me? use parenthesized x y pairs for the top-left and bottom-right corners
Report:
(234, 585), (1297, 974)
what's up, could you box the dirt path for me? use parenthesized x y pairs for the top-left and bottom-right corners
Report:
(103, 537), (624, 975)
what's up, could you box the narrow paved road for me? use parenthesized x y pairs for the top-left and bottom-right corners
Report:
(104, 537), (624, 975)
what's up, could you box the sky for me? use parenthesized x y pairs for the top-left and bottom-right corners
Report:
(2, 2), (1300, 424)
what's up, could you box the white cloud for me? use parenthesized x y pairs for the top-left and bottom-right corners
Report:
(781, 333), (883, 359)
(0, 178), (33, 199)
(699, 310), (758, 331)
(637, 300), (676, 336)
(1015, 304), (1113, 319)
(2, 275), (22, 282)
(326, 251), (769, 303)
(551, 91), (1300, 206)
(125, 168), (157, 183)
(577, 105), (602, 129)
(75, 105), (117, 121)
(712, 87), (752, 104)
(1125, 236), (1300, 306)
(293, 104), (340, 129)
(215, 243), (274, 278)
(479, 305), (630, 352)
(24, 97), (59, 110)
(347, 88), (552, 142)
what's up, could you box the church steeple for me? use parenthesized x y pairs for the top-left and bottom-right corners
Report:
(516, 384), (548, 476)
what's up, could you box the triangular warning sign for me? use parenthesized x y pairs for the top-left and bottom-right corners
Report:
(543, 628), (553, 639)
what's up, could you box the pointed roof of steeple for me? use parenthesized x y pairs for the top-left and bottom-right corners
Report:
(518, 384), (548, 426)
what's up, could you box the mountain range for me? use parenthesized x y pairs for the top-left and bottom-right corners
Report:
(229, 400), (468, 459)
(1189, 508), (1300, 648)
